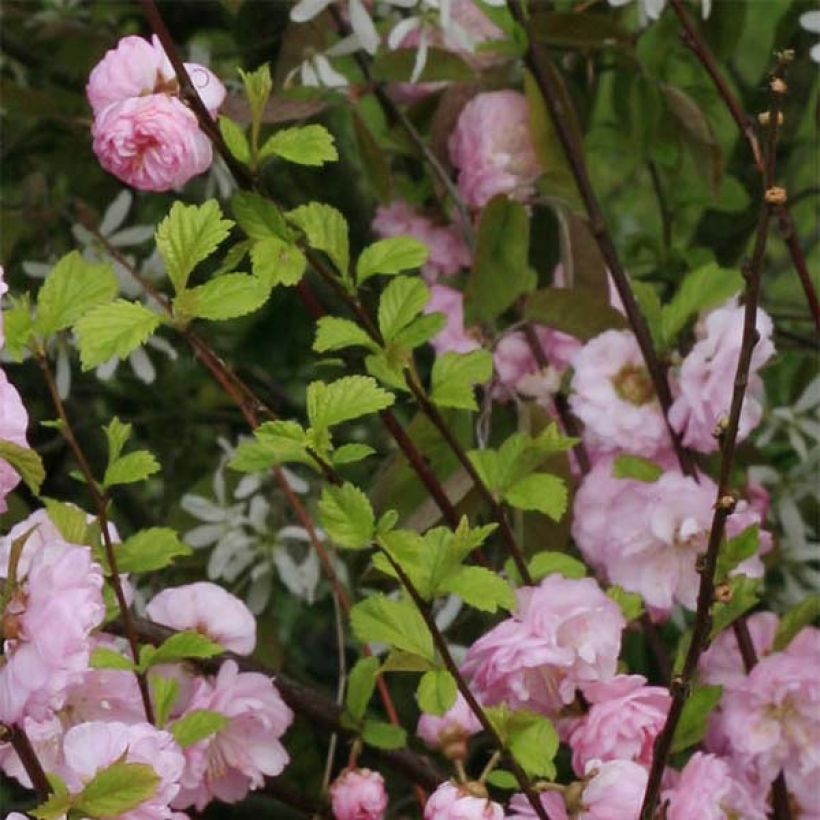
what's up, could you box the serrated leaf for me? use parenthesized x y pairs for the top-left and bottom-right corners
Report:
(438, 565), (516, 613)
(416, 670), (457, 716)
(350, 594), (435, 661)
(356, 237), (428, 284)
(117, 527), (191, 573)
(0, 440), (44, 495)
(259, 124), (338, 166)
(528, 551), (587, 581)
(74, 761), (159, 817)
(318, 483), (375, 549)
(229, 420), (314, 472)
(773, 596), (820, 651)
(36, 251), (118, 336)
(507, 710), (559, 779)
(250, 236), (307, 289)
(232, 191), (290, 240)
(155, 201), (233, 293)
(612, 454), (663, 483)
(3, 296), (35, 361)
(104, 417), (132, 464)
(430, 350), (493, 411)
(239, 63), (272, 126)
(331, 443), (375, 466)
(346, 656), (380, 722)
(90, 647), (134, 671)
(378, 276), (429, 342)
(218, 116), (250, 164)
(307, 375), (394, 431)
(607, 585), (644, 621)
(31, 791), (73, 820)
(380, 650), (437, 673)
(141, 631), (224, 671)
(503, 473), (567, 521)
(104, 450), (159, 488)
(74, 299), (162, 370)
(361, 719), (407, 750)
(151, 675), (180, 727)
(170, 709), (229, 748)
(716, 525), (759, 582)
(524, 287), (627, 341)
(43, 498), (88, 544)
(174, 273), (270, 321)
(287, 202), (349, 273)
(314, 316), (375, 353)
(392, 312), (446, 349)
(671, 685), (723, 753)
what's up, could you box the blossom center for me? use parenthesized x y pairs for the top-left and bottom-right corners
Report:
(613, 364), (654, 406)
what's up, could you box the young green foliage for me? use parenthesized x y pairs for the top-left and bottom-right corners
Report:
(115, 527), (191, 573)
(72, 761), (160, 818)
(137, 630), (224, 673)
(350, 594), (436, 663)
(671, 684), (723, 753)
(218, 116), (251, 165)
(430, 350), (493, 411)
(102, 417), (160, 489)
(345, 656), (381, 723)
(416, 669), (457, 716)
(169, 709), (229, 748)
(259, 124), (338, 166)
(0, 440), (45, 495)
(287, 202), (349, 274)
(318, 482), (375, 549)
(173, 273), (271, 321)
(356, 237), (428, 284)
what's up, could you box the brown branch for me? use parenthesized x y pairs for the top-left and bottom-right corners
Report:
(640, 59), (789, 820)
(35, 354), (155, 724)
(668, 0), (819, 333)
(3, 723), (51, 799)
(505, 0), (695, 479)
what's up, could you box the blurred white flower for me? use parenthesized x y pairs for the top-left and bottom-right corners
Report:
(290, 0), (380, 55)
(607, 0), (711, 23)
(800, 11), (820, 63)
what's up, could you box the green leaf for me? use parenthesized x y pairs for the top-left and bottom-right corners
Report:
(416, 670), (457, 716)
(318, 483), (375, 549)
(607, 586), (644, 622)
(90, 647), (134, 671)
(507, 710), (559, 779)
(361, 719), (407, 750)
(392, 312), (446, 349)
(43, 498), (88, 543)
(287, 202), (349, 273)
(232, 191), (290, 240)
(331, 443), (376, 466)
(155, 200), (234, 293)
(314, 316), (376, 354)
(32, 790), (73, 819)
(229, 420), (314, 472)
(528, 551), (587, 581)
(174, 273), (270, 321)
(346, 656), (380, 722)
(3, 296), (34, 360)
(104, 417), (132, 464)
(524, 287), (627, 341)
(36, 251), (118, 336)
(350, 594), (435, 661)
(356, 237), (428, 284)
(612, 454), (663, 483)
(661, 263), (743, 344)
(239, 63), (272, 127)
(380, 650), (437, 673)
(671, 685), (723, 753)
(430, 350), (493, 411)
(74, 761), (160, 817)
(504, 473), (567, 521)
(716, 526), (759, 581)
(378, 276), (429, 342)
(773, 595), (820, 652)
(486, 770), (518, 790)
(141, 630), (224, 671)
(117, 527), (191, 573)
(465, 196), (531, 325)
(74, 299), (162, 370)
(104, 450), (160, 488)
(250, 236), (307, 288)
(170, 709), (229, 748)
(709, 576), (761, 639)
(307, 375), (394, 431)
(151, 675), (180, 727)
(438, 565), (516, 613)
(214, 239), (252, 277)
(259, 124), (338, 166)
(0, 440), (45, 495)
(218, 116), (250, 164)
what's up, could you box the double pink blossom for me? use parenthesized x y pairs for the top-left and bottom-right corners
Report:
(425, 284), (482, 356)
(424, 781), (505, 819)
(417, 691), (482, 758)
(330, 767), (388, 820)
(0, 369), (29, 514)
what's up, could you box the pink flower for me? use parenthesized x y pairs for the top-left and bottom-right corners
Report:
(661, 752), (767, 820)
(0, 264), (7, 349)
(699, 611), (779, 688)
(577, 759), (647, 819)
(569, 330), (669, 459)
(59, 720), (185, 820)
(417, 692), (482, 757)
(507, 791), (569, 820)
(173, 660), (293, 810)
(670, 298), (775, 453)
(91, 94), (213, 191)
(0, 369), (29, 513)
(568, 675), (671, 775)
(330, 768), (388, 820)
(372, 201), (471, 281)
(448, 91), (541, 208)
(463, 575), (624, 714)
(423, 781), (505, 819)
(146, 581), (256, 655)
(87, 35), (224, 117)
(425, 285), (481, 355)
(0, 540), (105, 723)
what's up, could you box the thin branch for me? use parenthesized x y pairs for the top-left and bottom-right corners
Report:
(647, 161), (673, 251)
(640, 59), (789, 820)
(35, 355), (155, 724)
(505, 0), (695, 478)
(3, 723), (51, 799)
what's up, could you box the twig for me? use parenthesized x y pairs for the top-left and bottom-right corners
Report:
(321, 591), (347, 794)
(647, 161), (673, 251)
(378, 549), (551, 820)
(505, 0), (695, 478)
(668, 0), (819, 333)
(35, 355), (155, 724)
(3, 723), (51, 799)
(640, 58), (789, 820)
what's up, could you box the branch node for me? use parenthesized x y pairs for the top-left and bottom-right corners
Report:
(765, 186), (787, 205)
